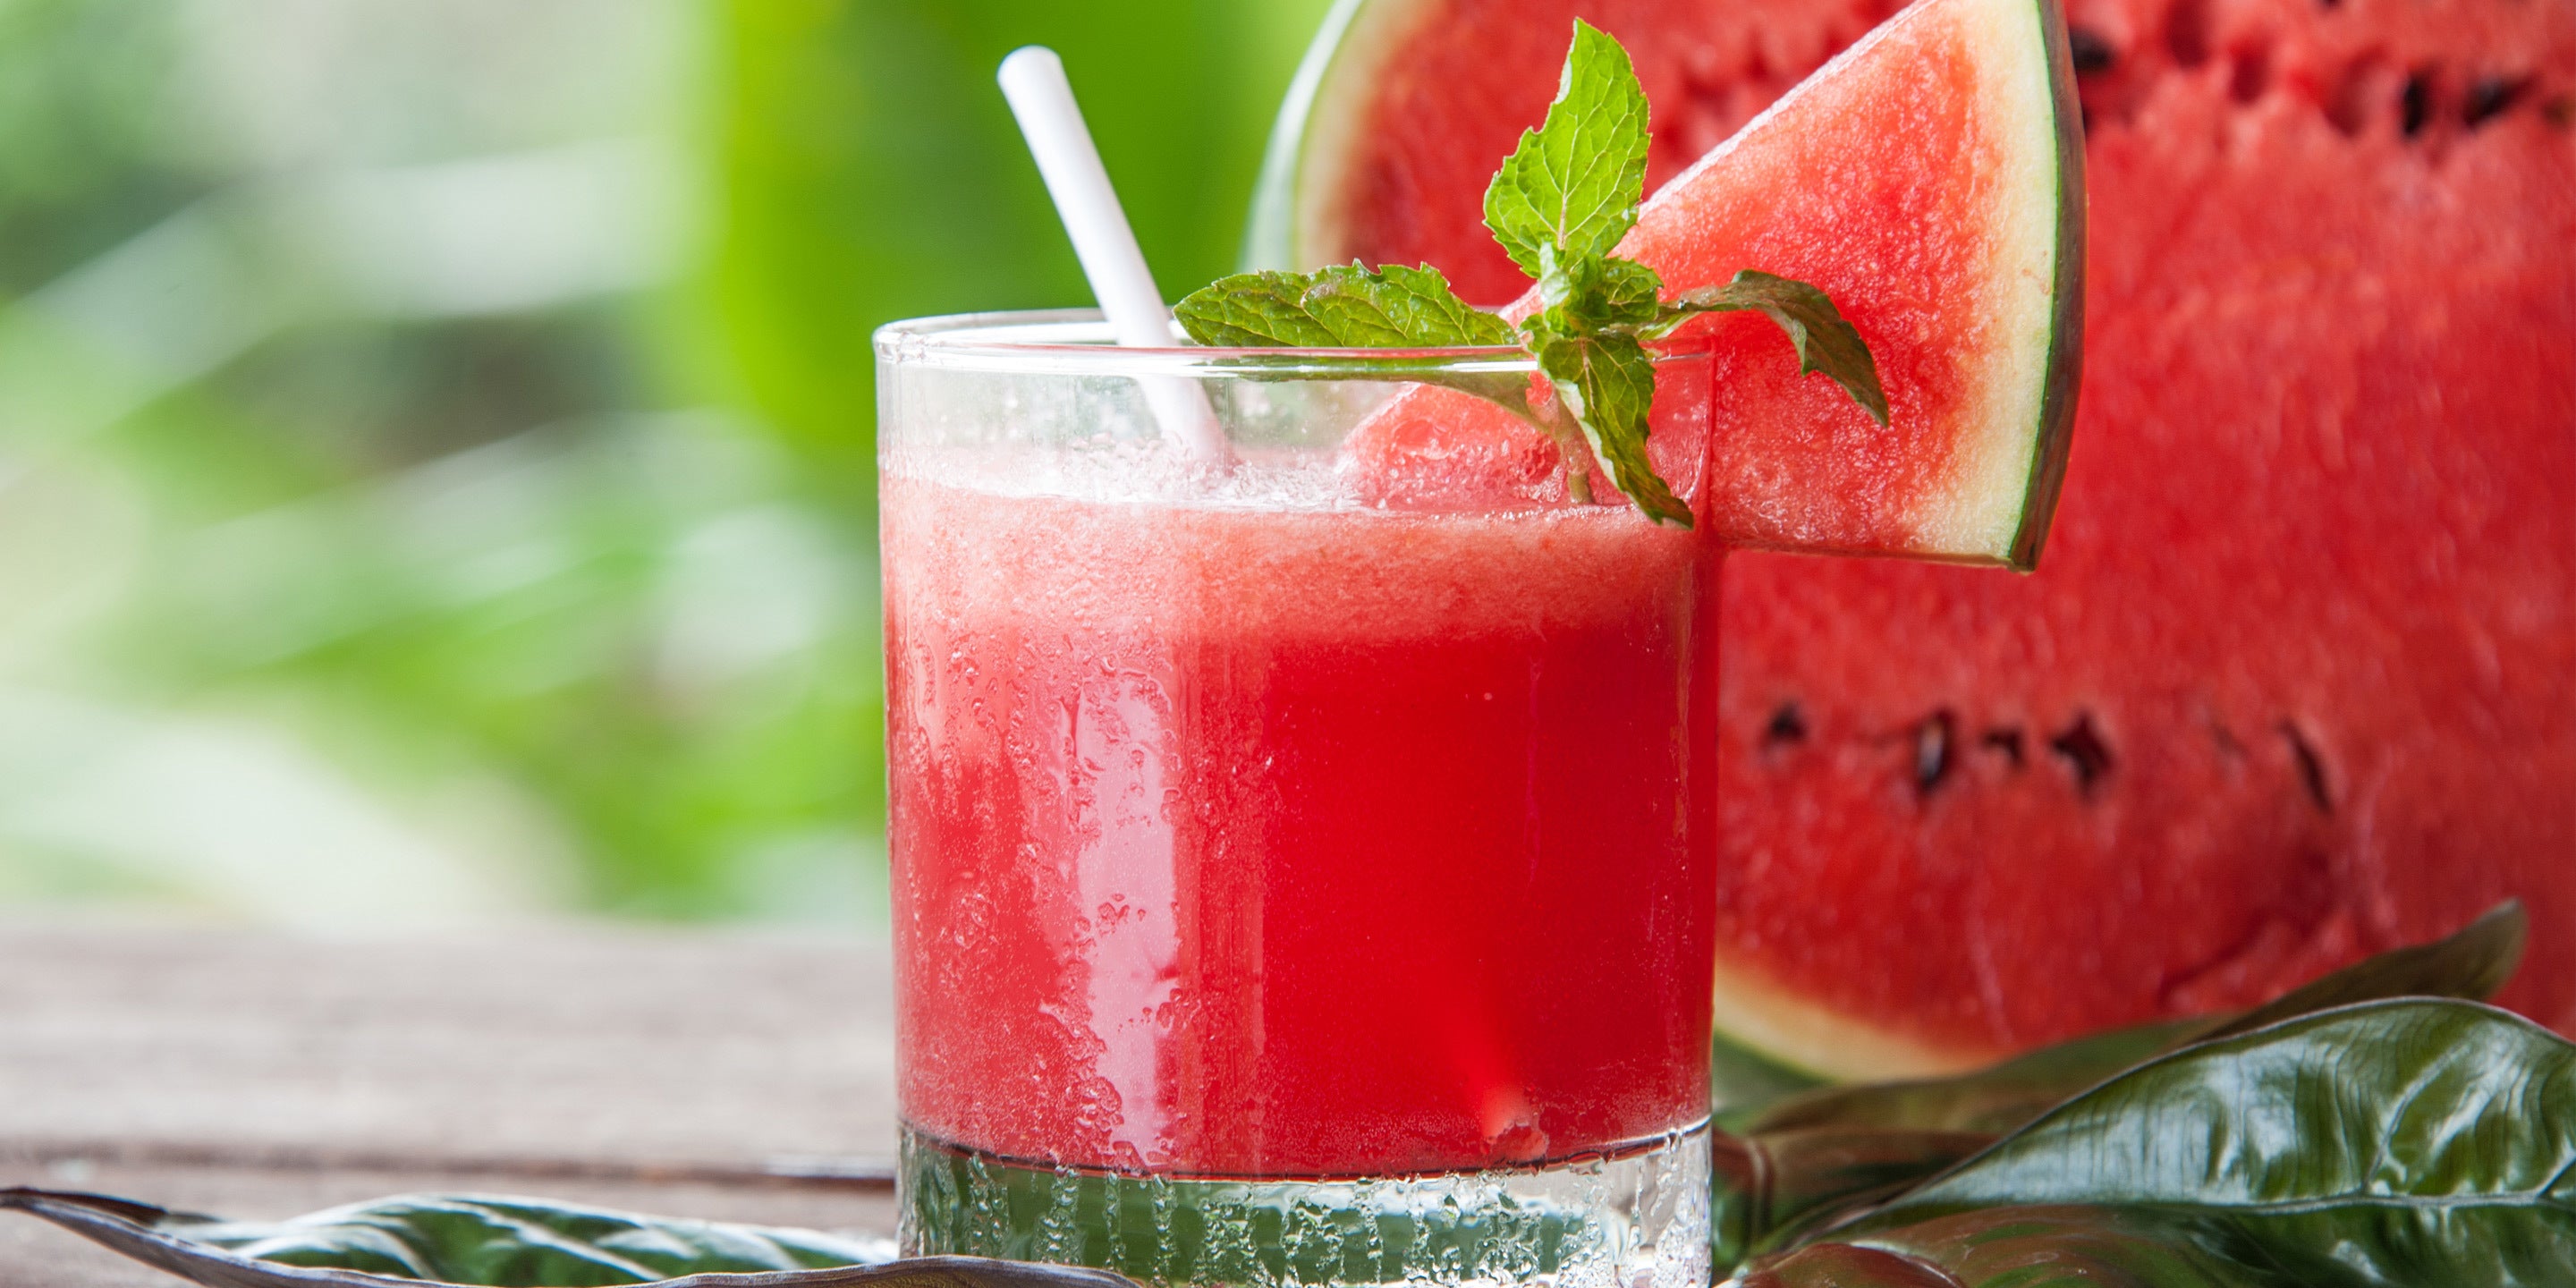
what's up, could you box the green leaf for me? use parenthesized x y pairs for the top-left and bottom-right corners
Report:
(1645, 270), (1889, 424)
(1174, 264), (1535, 431)
(1713, 1128), (1999, 1272)
(1537, 249), (1663, 332)
(1174, 263), (1515, 348)
(1742, 1206), (2304, 1287)
(1709, 1026), (2199, 1268)
(1745, 899), (2530, 1140)
(1526, 325), (1689, 525)
(1833, 1000), (2576, 1286)
(1, 1187), (1136, 1288)
(1710, 902), (2538, 1273)
(1710, 1029), (1829, 1130)
(192, 1195), (883, 1282)
(2196, 897), (2526, 1044)
(1481, 21), (1651, 279)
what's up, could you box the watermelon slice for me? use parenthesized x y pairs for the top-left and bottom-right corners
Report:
(1309, 0), (2086, 570)
(1259, 0), (2576, 1076)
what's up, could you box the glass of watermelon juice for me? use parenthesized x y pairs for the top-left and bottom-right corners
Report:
(880, 310), (1719, 1287)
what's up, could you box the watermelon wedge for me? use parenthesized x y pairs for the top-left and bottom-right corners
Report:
(1258, 0), (2576, 1077)
(1291, 0), (2085, 570)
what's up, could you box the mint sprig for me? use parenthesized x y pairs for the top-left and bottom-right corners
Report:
(1525, 325), (1683, 522)
(1483, 22), (1651, 279)
(1177, 21), (1888, 524)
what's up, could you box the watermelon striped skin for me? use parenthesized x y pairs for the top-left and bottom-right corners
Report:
(1257, 0), (2576, 1075)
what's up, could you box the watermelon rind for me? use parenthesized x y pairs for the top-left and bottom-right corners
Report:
(2008, 0), (2085, 571)
(1710, 953), (2001, 1080)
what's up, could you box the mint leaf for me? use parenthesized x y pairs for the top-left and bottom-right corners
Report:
(1175, 263), (1540, 447)
(1482, 21), (1651, 280)
(1175, 271), (1342, 347)
(1520, 252), (1686, 525)
(1307, 263), (1519, 347)
(1176, 263), (1515, 348)
(1474, 21), (1684, 524)
(1538, 249), (1662, 332)
(1643, 269), (1891, 424)
(1525, 321), (1690, 526)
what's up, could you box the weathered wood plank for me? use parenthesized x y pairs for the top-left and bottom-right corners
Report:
(0, 916), (906, 1282)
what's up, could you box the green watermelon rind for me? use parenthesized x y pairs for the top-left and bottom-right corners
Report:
(1241, 0), (1345, 274)
(2009, 0), (2087, 572)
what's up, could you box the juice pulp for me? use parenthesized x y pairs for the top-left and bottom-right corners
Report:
(884, 473), (1715, 1178)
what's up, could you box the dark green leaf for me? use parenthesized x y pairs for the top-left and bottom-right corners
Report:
(1174, 263), (1515, 349)
(1710, 1029), (1828, 1130)
(1709, 1021), (2149, 1267)
(1527, 326), (1689, 525)
(0, 1187), (1136, 1288)
(1745, 898), (2529, 1140)
(1645, 270), (1888, 424)
(1835, 1000), (2576, 1286)
(190, 1195), (883, 1283)
(2197, 898), (2527, 1044)
(1713, 905), (2539, 1274)
(1713, 1128), (1998, 1271)
(1480, 21), (1650, 279)
(1743, 1205), (2305, 1287)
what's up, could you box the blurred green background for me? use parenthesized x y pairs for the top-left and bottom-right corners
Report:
(0, 0), (1330, 928)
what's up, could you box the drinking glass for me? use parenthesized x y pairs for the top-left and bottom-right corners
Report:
(878, 311), (1719, 1288)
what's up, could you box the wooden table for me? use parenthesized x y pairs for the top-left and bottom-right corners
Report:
(0, 916), (904, 1285)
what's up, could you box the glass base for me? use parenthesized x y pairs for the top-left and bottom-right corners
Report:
(897, 1124), (1712, 1288)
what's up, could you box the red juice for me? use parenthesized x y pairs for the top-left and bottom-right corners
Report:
(884, 472), (1716, 1179)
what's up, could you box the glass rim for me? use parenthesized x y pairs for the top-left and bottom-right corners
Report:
(874, 309), (1703, 378)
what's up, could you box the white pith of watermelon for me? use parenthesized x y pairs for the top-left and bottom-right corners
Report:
(1274, 0), (2087, 572)
(1260, 0), (2576, 1080)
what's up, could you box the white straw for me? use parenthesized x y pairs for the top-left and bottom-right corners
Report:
(999, 46), (1228, 465)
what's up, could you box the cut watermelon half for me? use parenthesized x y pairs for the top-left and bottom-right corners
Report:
(1270, 0), (2086, 571)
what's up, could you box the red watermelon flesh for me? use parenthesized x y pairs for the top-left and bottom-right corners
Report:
(1275, 0), (2576, 1072)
